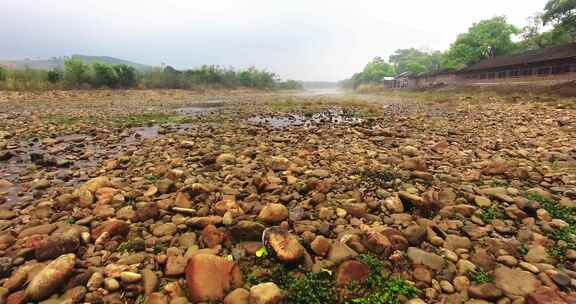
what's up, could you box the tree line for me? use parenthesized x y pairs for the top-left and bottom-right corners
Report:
(0, 59), (302, 91)
(343, 0), (576, 89)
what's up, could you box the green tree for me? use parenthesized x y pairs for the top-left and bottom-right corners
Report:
(0, 66), (6, 82)
(112, 64), (137, 88)
(92, 63), (119, 88)
(521, 13), (573, 49)
(348, 57), (395, 88)
(543, 0), (576, 38)
(47, 68), (63, 84)
(64, 58), (89, 87)
(389, 49), (443, 75)
(443, 16), (520, 70)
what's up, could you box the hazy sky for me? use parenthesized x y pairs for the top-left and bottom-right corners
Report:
(1, 0), (548, 81)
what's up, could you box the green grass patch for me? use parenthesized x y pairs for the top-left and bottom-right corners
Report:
(468, 270), (493, 284)
(478, 206), (505, 222)
(346, 254), (419, 304)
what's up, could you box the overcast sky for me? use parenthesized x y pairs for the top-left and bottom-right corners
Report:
(1, 0), (548, 81)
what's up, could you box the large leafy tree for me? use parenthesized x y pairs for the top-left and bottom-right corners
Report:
(353, 57), (395, 84)
(389, 48), (443, 75)
(543, 0), (576, 38)
(520, 13), (573, 50)
(443, 16), (520, 70)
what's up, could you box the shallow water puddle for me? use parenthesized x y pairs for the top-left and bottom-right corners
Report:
(176, 101), (225, 114)
(247, 108), (363, 128)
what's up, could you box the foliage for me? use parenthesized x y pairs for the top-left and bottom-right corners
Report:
(92, 62), (120, 88)
(0, 66), (6, 82)
(346, 254), (419, 304)
(139, 65), (278, 90)
(520, 13), (573, 50)
(64, 58), (89, 87)
(389, 48), (443, 75)
(285, 272), (336, 304)
(468, 270), (493, 284)
(348, 57), (395, 88)
(47, 69), (63, 84)
(543, 0), (576, 38)
(479, 206), (505, 222)
(113, 64), (137, 88)
(256, 246), (268, 258)
(442, 16), (520, 70)
(276, 80), (303, 90)
(526, 193), (575, 224)
(238, 67), (277, 89)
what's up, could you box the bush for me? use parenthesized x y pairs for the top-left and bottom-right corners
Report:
(92, 62), (119, 88)
(47, 69), (63, 84)
(64, 58), (89, 87)
(276, 80), (303, 90)
(113, 64), (137, 88)
(0, 66), (6, 82)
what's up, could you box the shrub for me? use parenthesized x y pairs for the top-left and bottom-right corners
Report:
(64, 58), (89, 87)
(113, 64), (137, 88)
(92, 62), (119, 88)
(0, 66), (6, 82)
(47, 69), (63, 84)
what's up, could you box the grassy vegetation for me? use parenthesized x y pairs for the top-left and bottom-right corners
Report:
(345, 255), (419, 304)
(242, 254), (418, 304)
(526, 193), (576, 264)
(478, 205), (505, 222)
(0, 59), (299, 91)
(468, 269), (494, 284)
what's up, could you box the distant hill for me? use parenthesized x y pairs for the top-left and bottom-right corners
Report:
(0, 55), (152, 71)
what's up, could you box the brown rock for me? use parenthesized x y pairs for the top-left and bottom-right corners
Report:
(185, 254), (243, 302)
(249, 282), (283, 304)
(92, 220), (129, 240)
(258, 204), (289, 223)
(494, 266), (541, 297)
(224, 288), (250, 304)
(327, 241), (358, 264)
(34, 229), (80, 261)
(200, 225), (226, 248)
(165, 256), (187, 276)
(407, 247), (444, 271)
(310, 236), (331, 257)
(468, 283), (503, 301)
(525, 287), (568, 304)
(263, 227), (305, 263)
(187, 216), (223, 228)
(18, 224), (56, 238)
(335, 260), (370, 286)
(26, 254), (76, 301)
(136, 205), (159, 222)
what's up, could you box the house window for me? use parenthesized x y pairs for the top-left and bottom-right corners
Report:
(479, 73), (487, 79)
(561, 65), (571, 74)
(487, 73), (495, 79)
(537, 67), (550, 76)
(497, 71), (507, 79)
(510, 70), (520, 78)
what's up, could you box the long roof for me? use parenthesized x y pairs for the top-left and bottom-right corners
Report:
(461, 43), (576, 72)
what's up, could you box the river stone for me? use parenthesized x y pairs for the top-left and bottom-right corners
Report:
(26, 254), (76, 301)
(186, 254), (243, 302)
(249, 282), (283, 304)
(494, 266), (541, 297)
(407, 247), (445, 271)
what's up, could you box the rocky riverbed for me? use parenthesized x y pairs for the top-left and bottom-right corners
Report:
(0, 90), (575, 304)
